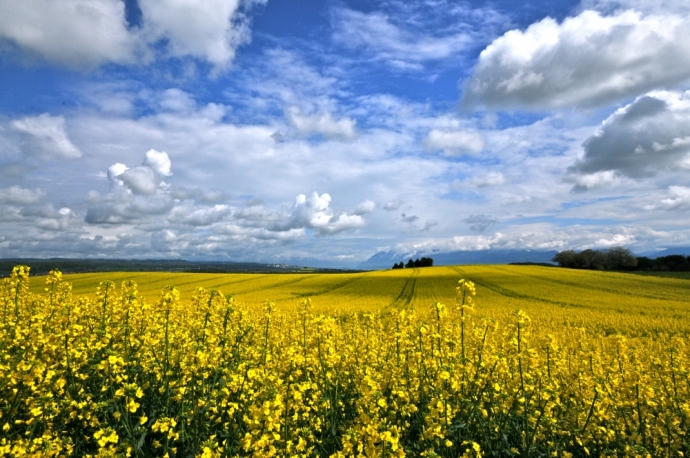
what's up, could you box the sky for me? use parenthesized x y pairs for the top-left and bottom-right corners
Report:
(1, 0), (690, 266)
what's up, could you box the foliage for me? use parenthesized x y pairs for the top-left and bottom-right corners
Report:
(552, 247), (637, 270)
(393, 258), (433, 269)
(635, 254), (690, 272)
(2, 266), (690, 457)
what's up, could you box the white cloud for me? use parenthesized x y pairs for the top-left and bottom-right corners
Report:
(139, 0), (259, 69)
(470, 171), (505, 187)
(235, 48), (342, 113)
(143, 149), (173, 176)
(280, 192), (366, 235)
(423, 129), (484, 155)
(169, 204), (232, 225)
(286, 107), (357, 140)
(403, 233), (507, 253)
(0, 0), (263, 70)
(213, 224), (305, 243)
(592, 233), (636, 247)
(463, 10), (690, 109)
(0, 186), (46, 205)
(117, 166), (161, 195)
(0, 0), (139, 68)
(566, 170), (619, 191)
(158, 89), (197, 113)
(569, 91), (690, 180)
(11, 114), (82, 159)
(85, 190), (174, 224)
(332, 7), (472, 69)
(107, 163), (129, 183)
(582, 0), (690, 15)
(646, 186), (690, 210)
(353, 200), (376, 215)
(106, 150), (172, 195)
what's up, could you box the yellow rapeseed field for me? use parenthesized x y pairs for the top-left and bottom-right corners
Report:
(3, 265), (690, 457)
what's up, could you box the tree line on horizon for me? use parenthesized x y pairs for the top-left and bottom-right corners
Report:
(392, 257), (434, 269)
(552, 246), (690, 272)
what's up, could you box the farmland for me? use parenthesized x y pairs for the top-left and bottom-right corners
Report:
(27, 265), (690, 337)
(3, 265), (690, 457)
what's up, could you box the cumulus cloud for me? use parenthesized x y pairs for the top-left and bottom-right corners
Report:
(11, 114), (82, 159)
(646, 186), (690, 210)
(169, 204), (232, 225)
(0, 0), (139, 68)
(108, 150), (172, 195)
(464, 214), (498, 232)
(139, 0), (261, 69)
(463, 10), (690, 109)
(423, 129), (484, 155)
(286, 107), (357, 140)
(85, 191), (174, 224)
(353, 200), (376, 215)
(592, 233), (636, 247)
(565, 170), (619, 191)
(107, 163), (129, 183)
(279, 192), (366, 235)
(117, 167), (162, 195)
(214, 224), (305, 243)
(569, 91), (690, 180)
(0, 0), (262, 70)
(0, 186), (46, 205)
(143, 149), (173, 176)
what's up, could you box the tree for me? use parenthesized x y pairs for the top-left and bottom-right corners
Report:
(553, 246), (636, 270)
(604, 247), (637, 270)
(420, 257), (433, 267)
(552, 249), (578, 268)
(576, 249), (605, 270)
(405, 259), (415, 268)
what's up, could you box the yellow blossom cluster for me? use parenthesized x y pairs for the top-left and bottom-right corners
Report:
(2, 266), (689, 457)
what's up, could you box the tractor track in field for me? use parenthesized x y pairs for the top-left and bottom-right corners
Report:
(450, 267), (585, 309)
(488, 265), (684, 301)
(229, 274), (318, 295)
(389, 269), (419, 309)
(291, 273), (369, 299)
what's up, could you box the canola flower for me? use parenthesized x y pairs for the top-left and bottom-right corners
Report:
(1, 266), (689, 457)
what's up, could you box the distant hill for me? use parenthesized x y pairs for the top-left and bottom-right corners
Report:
(359, 249), (558, 269)
(0, 258), (350, 277)
(636, 247), (690, 258)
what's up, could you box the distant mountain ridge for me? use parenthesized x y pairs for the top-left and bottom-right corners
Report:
(360, 246), (690, 270)
(637, 247), (690, 258)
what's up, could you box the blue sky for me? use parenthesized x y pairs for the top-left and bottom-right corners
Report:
(1, 0), (690, 266)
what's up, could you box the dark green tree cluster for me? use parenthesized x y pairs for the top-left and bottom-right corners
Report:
(552, 246), (637, 270)
(392, 257), (433, 269)
(635, 254), (690, 272)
